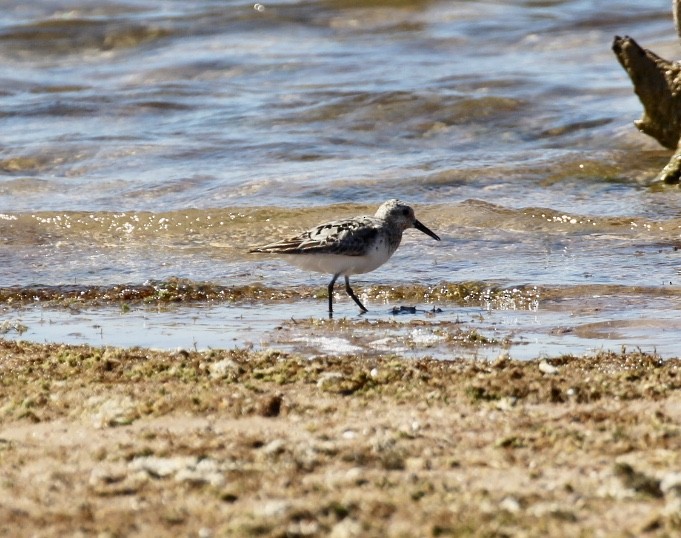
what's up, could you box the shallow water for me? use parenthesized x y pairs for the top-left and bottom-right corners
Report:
(2, 287), (679, 359)
(0, 0), (679, 356)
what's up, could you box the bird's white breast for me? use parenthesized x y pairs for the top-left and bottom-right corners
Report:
(282, 238), (395, 276)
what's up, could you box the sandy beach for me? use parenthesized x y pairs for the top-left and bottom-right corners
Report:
(1, 339), (680, 537)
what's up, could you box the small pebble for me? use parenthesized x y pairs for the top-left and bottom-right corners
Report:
(538, 360), (559, 375)
(499, 496), (521, 513)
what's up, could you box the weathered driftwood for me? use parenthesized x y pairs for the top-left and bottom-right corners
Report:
(612, 0), (681, 184)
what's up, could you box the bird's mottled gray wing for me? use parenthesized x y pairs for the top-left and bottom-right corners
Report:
(250, 217), (378, 256)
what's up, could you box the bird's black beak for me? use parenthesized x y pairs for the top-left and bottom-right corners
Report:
(414, 219), (440, 241)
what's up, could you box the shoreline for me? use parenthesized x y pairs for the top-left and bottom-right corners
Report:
(1, 340), (680, 536)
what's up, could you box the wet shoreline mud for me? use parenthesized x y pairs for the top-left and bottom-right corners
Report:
(1, 340), (681, 536)
(2, 278), (680, 306)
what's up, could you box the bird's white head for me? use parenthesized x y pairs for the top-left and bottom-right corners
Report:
(375, 199), (440, 240)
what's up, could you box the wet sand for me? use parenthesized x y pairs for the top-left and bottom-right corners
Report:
(1, 339), (681, 536)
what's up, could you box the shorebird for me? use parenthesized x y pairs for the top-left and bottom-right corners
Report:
(249, 199), (441, 315)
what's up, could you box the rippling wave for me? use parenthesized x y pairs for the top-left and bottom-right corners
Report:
(0, 199), (678, 290)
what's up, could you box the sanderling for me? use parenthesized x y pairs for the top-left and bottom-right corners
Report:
(249, 199), (441, 315)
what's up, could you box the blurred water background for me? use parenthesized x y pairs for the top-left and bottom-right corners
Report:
(1, 0), (680, 357)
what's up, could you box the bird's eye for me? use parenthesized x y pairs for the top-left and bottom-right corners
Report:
(402, 208), (410, 216)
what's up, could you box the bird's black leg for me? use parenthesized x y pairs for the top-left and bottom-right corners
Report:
(345, 276), (368, 313)
(328, 273), (340, 318)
